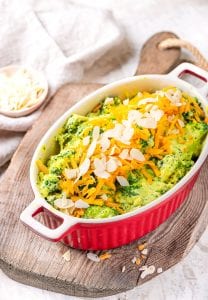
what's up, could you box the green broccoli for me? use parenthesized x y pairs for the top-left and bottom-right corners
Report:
(83, 205), (119, 219)
(158, 122), (208, 182)
(39, 174), (60, 198)
(63, 114), (88, 133)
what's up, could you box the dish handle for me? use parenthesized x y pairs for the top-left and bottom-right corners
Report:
(20, 198), (78, 241)
(169, 62), (208, 98)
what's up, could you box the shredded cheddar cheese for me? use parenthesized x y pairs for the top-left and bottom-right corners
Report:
(36, 160), (48, 174)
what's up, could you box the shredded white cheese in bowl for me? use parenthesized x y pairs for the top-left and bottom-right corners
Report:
(0, 65), (48, 117)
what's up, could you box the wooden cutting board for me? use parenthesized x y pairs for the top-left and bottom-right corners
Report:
(0, 32), (208, 298)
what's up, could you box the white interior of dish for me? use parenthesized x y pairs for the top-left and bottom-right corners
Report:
(30, 74), (208, 224)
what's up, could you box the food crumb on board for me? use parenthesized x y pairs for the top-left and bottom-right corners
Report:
(99, 252), (112, 260)
(87, 252), (101, 262)
(138, 242), (147, 251)
(157, 267), (163, 273)
(139, 265), (156, 279)
(121, 266), (126, 273)
(86, 252), (112, 262)
(139, 265), (148, 271)
(141, 248), (148, 255)
(131, 257), (137, 264)
(62, 249), (71, 262)
(135, 258), (141, 265)
(148, 265), (156, 274)
(137, 241), (148, 260)
(140, 271), (148, 279)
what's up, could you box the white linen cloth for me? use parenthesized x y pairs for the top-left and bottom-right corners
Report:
(0, 1), (123, 168)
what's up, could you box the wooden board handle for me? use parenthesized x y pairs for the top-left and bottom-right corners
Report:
(135, 32), (181, 75)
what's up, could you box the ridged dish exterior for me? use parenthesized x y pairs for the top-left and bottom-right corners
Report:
(41, 172), (199, 250)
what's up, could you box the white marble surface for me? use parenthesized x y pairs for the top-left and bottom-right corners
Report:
(1, 0), (208, 299)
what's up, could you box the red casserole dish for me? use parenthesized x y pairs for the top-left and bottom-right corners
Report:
(20, 63), (208, 250)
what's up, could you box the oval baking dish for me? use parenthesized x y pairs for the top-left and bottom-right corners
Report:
(20, 63), (208, 250)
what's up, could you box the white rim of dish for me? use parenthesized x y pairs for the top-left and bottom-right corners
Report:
(30, 69), (208, 224)
(0, 65), (48, 117)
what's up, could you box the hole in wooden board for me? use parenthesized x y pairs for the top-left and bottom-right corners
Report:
(33, 208), (63, 229)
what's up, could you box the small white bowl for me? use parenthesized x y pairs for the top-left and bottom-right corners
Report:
(0, 65), (48, 118)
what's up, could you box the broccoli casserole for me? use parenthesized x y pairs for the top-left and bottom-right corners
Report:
(37, 87), (208, 219)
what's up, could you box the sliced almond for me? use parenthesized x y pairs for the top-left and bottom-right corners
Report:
(147, 265), (156, 274)
(131, 257), (137, 264)
(92, 126), (100, 141)
(122, 119), (132, 128)
(151, 105), (159, 111)
(106, 157), (118, 172)
(104, 123), (124, 139)
(87, 140), (97, 158)
(141, 248), (148, 255)
(114, 123), (125, 137)
(140, 265), (156, 279)
(165, 89), (182, 106)
(136, 117), (157, 129)
(100, 136), (110, 152)
(87, 252), (100, 262)
(178, 119), (185, 127)
(94, 169), (110, 179)
(64, 168), (78, 179)
(170, 129), (180, 134)
(74, 199), (89, 209)
(150, 108), (164, 121)
(141, 270), (148, 279)
(128, 110), (142, 123)
(121, 266), (126, 272)
(130, 148), (145, 162)
(78, 158), (90, 177)
(123, 98), (129, 105)
(122, 126), (134, 142)
(101, 194), (108, 201)
(83, 136), (90, 146)
(157, 267), (163, 273)
(94, 157), (106, 172)
(54, 198), (74, 209)
(119, 149), (129, 160)
(62, 249), (71, 262)
(116, 176), (129, 186)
